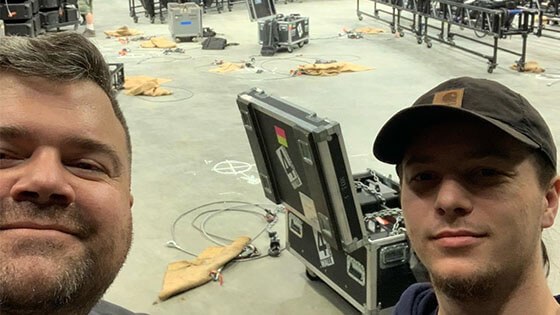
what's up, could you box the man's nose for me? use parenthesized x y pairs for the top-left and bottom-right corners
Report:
(433, 177), (473, 217)
(9, 148), (75, 206)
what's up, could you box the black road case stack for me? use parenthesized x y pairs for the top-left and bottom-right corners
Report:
(245, 0), (309, 55)
(1, 0), (43, 36)
(237, 88), (417, 315)
(39, 0), (79, 32)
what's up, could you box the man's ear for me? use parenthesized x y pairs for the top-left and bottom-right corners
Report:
(129, 193), (134, 209)
(542, 175), (560, 229)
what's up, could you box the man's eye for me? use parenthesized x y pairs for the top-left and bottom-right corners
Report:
(0, 152), (22, 168)
(411, 172), (435, 182)
(479, 168), (498, 176)
(68, 161), (106, 174)
(0, 152), (16, 159)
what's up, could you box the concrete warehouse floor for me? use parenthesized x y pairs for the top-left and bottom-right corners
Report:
(80, 0), (560, 314)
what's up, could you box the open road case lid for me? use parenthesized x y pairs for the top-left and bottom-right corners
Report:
(237, 88), (366, 252)
(245, 0), (276, 21)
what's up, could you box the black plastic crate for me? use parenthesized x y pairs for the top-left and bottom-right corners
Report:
(39, 9), (59, 25)
(39, 0), (59, 9)
(60, 6), (78, 22)
(1, 0), (40, 20)
(5, 14), (42, 36)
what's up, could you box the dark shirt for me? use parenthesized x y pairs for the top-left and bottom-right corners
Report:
(393, 282), (560, 315)
(89, 300), (148, 315)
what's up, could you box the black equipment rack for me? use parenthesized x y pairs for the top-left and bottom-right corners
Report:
(129, 0), (166, 23)
(357, 0), (536, 73)
(528, 0), (560, 39)
(199, 0), (228, 13)
(128, 0), (243, 24)
(108, 63), (125, 90)
(197, 0), (246, 14)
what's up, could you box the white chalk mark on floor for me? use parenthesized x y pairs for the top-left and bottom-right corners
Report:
(212, 160), (261, 185)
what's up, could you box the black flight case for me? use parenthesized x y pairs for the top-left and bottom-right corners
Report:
(237, 88), (417, 315)
(245, 0), (309, 55)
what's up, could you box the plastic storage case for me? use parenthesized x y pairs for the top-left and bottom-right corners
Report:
(167, 2), (203, 42)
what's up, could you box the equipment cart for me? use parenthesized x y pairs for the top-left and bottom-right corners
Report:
(246, 0), (309, 55)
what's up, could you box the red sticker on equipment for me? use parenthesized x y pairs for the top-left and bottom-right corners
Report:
(275, 126), (288, 147)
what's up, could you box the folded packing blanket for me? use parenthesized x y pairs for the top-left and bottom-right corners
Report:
(158, 236), (251, 301)
(209, 62), (245, 73)
(296, 62), (373, 76)
(124, 76), (173, 96)
(354, 27), (385, 34)
(510, 60), (545, 73)
(140, 37), (177, 49)
(104, 26), (143, 37)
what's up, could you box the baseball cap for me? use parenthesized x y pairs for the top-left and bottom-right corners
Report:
(373, 77), (557, 169)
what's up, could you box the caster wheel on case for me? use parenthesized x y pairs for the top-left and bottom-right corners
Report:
(305, 268), (321, 281)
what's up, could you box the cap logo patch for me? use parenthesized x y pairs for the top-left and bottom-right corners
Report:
(432, 88), (464, 107)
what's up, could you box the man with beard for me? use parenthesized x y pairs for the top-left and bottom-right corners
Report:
(0, 33), (143, 314)
(373, 77), (560, 315)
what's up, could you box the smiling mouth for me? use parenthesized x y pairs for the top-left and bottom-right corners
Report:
(0, 223), (79, 238)
(431, 231), (487, 248)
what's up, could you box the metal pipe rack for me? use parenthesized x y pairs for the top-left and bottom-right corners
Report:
(129, 0), (166, 24)
(528, 0), (560, 39)
(357, 0), (536, 72)
(108, 63), (125, 91)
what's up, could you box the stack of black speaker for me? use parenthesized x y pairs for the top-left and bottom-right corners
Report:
(38, 0), (79, 32)
(0, 0), (79, 37)
(0, 0), (42, 37)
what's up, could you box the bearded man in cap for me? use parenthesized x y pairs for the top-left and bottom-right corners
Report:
(373, 77), (560, 315)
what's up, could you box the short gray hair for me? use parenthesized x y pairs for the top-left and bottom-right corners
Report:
(0, 32), (131, 160)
